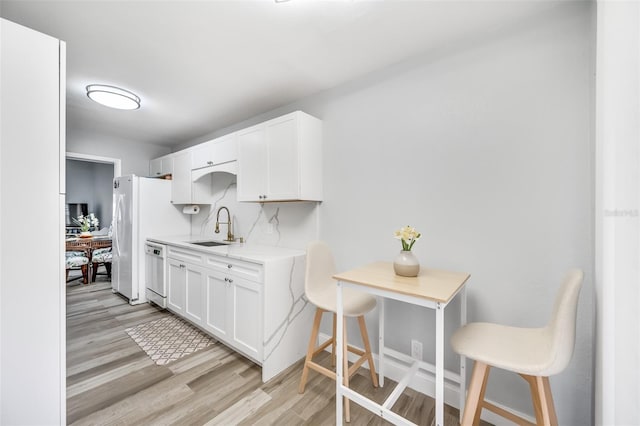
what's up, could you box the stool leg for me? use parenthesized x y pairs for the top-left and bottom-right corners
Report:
(299, 307), (323, 394)
(461, 361), (489, 426)
(331, 313), (337, 367)
(92, 262), (98, 282)
(357, 315), (378, 387)
(472, 363), (490, 426)
(343, 319), (350, 423)
(535, 376), (558, 426)
(65, 269), (69, 282)
(105, 262), (112, 279)
(521, 374), (544, 424)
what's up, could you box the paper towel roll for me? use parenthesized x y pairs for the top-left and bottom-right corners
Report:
(182, 205), (200, 214)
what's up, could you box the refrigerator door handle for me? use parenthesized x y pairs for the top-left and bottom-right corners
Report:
(114, 194), (124, 257)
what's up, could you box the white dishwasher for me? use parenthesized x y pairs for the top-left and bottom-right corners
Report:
(145, 242), (167, 308)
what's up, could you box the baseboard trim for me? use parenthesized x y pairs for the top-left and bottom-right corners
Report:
(318, 332), (535, 426)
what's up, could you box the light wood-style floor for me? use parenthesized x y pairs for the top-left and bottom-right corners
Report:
(66, 277), (472, 425)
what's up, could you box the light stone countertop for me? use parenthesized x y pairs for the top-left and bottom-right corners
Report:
(146, 235), (305, 264)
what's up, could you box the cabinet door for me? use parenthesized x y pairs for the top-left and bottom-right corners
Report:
(212, 133), (237, 165)
(184, 264), (204, 326)
(204, 271), (229, 340)
(150, 158), (163, 177)
(265, 114), (299, 200)
(161, 156), (173, 175)
(167, 258), (186, 315)
(150, 155), (174, 177)
(191, 140), (216, 170)
(171, 151), (192, 204)
(231, 277), (262, 360)
(237, 124), (267, 201)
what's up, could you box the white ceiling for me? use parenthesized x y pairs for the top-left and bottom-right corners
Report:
(1, 1), (558, 148)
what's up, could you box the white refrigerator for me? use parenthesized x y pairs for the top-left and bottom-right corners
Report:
(112, 175), (190, 304)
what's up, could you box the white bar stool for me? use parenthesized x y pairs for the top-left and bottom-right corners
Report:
(298, 241), (379, 422)
(451, 269), (583, 426)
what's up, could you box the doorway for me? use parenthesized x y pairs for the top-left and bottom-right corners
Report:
(65, 152), (120, 235)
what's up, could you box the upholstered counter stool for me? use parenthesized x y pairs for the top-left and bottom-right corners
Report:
(65, 250), (89, 284)
(451, 269), (583, 426)
(298, 241), (378, 422)
(91, 247), (112, 282)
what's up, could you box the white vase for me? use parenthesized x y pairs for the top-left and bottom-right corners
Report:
(393, 250), (420, 277)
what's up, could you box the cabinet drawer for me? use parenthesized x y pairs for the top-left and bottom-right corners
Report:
(206, 255), (263, 283)
(168, 246), (205, 266)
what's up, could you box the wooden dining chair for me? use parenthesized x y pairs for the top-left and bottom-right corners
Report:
(91, 247), (112, 282)
(451, 269), (583, 426)
(65, 250), (89, 284)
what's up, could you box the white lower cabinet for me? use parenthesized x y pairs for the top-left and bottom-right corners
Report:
(184, 265), (204, 325)
(167, 258), (204, 324)
(204, 271), (228, 339)
(204, 270), (262, 362)
(230, 276), (261, 360)
(162, 243), (312, 383)
(167, 249), (263, 362)
(167, 258), (186, 315)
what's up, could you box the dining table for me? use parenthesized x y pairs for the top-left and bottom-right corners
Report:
(65, 235), (112, 259)
(333, 261), (470, 426)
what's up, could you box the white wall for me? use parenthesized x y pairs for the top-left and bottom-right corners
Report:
(595, 2), (640, 425)
(182, 3), (594, 424)
(323, 6), (594, 423)
(67, 126), (170, 177)
(66, 159), (114, 228)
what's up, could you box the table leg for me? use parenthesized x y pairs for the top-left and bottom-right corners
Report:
(336, 281), (344, 426)
(378, 296), (385, 387)
(435, 302), (444, 426)
(459, 286), (467, 422)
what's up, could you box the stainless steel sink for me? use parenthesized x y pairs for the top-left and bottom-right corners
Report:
(189, 241), (229, 247)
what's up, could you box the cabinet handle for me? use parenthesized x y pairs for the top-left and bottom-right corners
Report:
(180, 264), (185, 268)
(227, 264), (232, 269)
(207, 161), (213, 165)
(224, 277), (228, 282)
(228, 278), (233, 283)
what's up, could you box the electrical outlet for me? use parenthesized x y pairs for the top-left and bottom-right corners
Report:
(411, 339), (423, 360)
(266, 223), (274, 234)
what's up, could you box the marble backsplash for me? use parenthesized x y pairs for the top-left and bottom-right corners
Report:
(190, 172), (320, 250)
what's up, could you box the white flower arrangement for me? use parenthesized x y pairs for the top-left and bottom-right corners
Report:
(394, 225), (421, 251)
(73, 213), (99, 232)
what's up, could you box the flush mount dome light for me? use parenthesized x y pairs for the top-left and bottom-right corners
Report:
(86, 84), (140, 110)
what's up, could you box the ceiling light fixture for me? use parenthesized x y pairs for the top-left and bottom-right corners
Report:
(86, 84), (141, 110)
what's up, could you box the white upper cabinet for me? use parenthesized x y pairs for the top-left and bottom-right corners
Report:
(152, 110), (321, 204)
(192, 133), (237, 170)
(237, 111), (323, 202)
(149, 154), (173, 177)
(171, 151), (209, 204)
(237, 124), (268, 201)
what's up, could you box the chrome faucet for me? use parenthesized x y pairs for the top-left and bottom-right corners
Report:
(215, 206), (234, 242)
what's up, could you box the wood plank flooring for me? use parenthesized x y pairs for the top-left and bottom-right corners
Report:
(67, 278), (474, 425)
